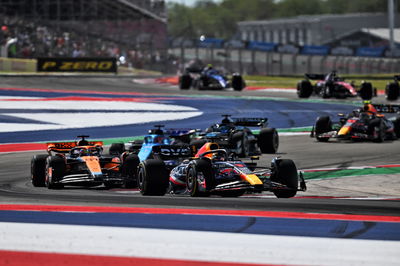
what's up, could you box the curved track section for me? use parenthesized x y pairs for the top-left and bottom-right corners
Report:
(1, 76), (400, 266)
(0, 76), (399, 216)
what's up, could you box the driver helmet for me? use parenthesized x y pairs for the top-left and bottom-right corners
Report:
(79, 148), (90, 156)
(212, 152), (225, 161)
(363, 103), (377, 114)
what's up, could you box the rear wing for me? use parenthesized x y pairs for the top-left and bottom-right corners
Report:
(372, 104), (400, 114)
(232, 118), (268, 127)
(305, 73), (326, 80)
(47, 141), (104, 153)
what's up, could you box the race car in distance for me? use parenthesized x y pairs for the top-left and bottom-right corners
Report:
(31, 136), (138, 189)
(137, 142), (306, 198)
(385, 75), (400, 101)
(189, 115), (279, 157)
(311, 102), (400, 142)
(297, 70), (375, 100)
(109, 125), (193, 187)
(179, 64), (246, 91)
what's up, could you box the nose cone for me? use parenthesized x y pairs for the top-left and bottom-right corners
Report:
(338, 126), (351, 137)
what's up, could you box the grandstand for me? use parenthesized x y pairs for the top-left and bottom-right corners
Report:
(0, 0), (168, 63)
(0, 0), (166, 23)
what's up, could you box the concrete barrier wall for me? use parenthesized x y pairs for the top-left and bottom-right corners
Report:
(0, 57), (36, 72)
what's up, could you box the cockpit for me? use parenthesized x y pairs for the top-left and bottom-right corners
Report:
(70, 146), (102, 157)
(144, 135), (171, 145)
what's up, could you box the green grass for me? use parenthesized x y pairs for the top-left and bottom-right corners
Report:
(244, 75), (395, 91)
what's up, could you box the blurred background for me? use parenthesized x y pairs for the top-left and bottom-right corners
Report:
(0, 0), (399, 74)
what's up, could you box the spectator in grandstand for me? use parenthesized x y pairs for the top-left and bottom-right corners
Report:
(72, 44), (84, 57)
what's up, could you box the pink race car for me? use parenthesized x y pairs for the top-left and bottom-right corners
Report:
(297, 70), (376, 100)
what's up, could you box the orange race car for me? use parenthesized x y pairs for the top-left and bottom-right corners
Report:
(31, 136), (139, 189)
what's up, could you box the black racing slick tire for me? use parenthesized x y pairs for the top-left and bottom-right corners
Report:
(231, 131), (249, 157)
(31, 154), (48, 187)
(232, 74), (245, 91)
(314, 116), (332, 142)
(179, 74), (192, 90)
(45, 156), (65, 189)
(138, 159), (169, 196)
(297, 80), (313, 98)
(109, 143), (125, 155)
(258, 128), (279, 154)
(359, 82), (373, 100)
(186, 158), (214, 197)
(393, 116), (400, 138)
(271, 159), (298, 198)
(386, 82), (399, 101)
(369, 118), (385, 143)
(121, 154), (140, 188)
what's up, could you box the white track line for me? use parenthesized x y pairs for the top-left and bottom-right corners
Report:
(0, 222), (399, 266)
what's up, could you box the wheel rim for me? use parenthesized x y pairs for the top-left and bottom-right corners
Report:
(273, 131), (279, 151)
(187, 168), (196, 192)
(138, 167), (145, 189)
(45, 164), (51, 187)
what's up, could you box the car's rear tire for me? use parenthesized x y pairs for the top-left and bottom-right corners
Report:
(109, 143), (125, 155)
(45, 156), (65, 189)
(121, 154), (140, 188)
(369, 118), (385, 143)
(187, 158), (214, 197)
(271, 159), (298, 198)
(359, 82), (373, 100)
(393, 116), (400, 138)
(138, 159), (169, 195)
(232, 74), (245, 91)
(258, 128), (279, 153)
(231, 131), (249, 157)
(386, 82), (399, 101)
(179, 74), (192, 90)
(297, 80), (313, 98)
(314, 116), (332, 142)
(31, 154), (48, 187)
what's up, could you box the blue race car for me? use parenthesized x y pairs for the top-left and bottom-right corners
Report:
(109, 125), (193, 187)
(179, 64), (246, 91)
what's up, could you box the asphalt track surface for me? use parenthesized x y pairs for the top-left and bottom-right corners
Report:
(0, 76), (399, 216)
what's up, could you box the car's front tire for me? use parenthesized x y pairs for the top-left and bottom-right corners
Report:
(187, 158), (214, 197)
(271, 159), (298, 198)
(138, 159), (169, 195)
(314, 116), (332, 142)
(31, 154), (48, 187)
(45, 156), (65, 189)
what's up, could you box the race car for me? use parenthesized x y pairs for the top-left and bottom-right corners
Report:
(109, 125), (194, 187)
(297, 70), (375, 100)
(30, 136), (138, 189)
(385, 75), (400, 101)
(137, 142), (306, 198)
(189, 115), (279, 157)
(311, 102), (400, 142)
(179, 64), (246, 91)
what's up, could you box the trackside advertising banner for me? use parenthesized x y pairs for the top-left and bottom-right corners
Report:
(37, 57), (117, 73)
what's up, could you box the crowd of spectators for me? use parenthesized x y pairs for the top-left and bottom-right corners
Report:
(0, 16), (177, 73)
(0, 16), (124, 59)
